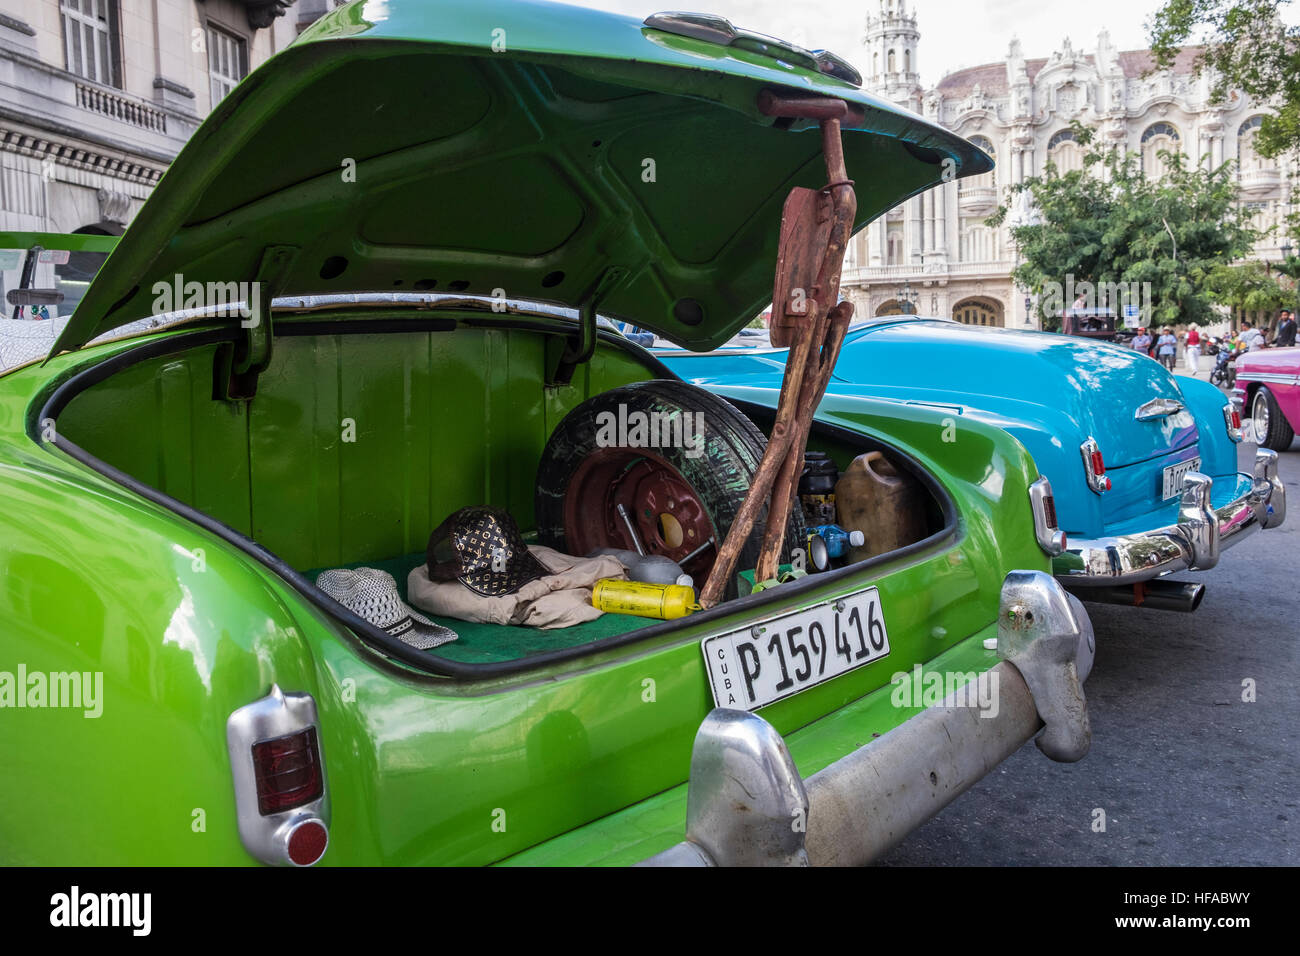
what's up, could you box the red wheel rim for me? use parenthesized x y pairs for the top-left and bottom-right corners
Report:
(562, 448), (719, 581)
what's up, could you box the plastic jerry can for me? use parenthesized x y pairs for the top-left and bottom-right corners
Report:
(833, 451), (928, 562)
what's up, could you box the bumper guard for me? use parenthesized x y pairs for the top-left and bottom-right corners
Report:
(1053, 448), (1285, 586)
(639, 570), (1093, 867)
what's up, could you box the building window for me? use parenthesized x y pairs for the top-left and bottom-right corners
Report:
(1141, 122), (1181, 178)
(61, 0), (118, 86)
(964, 135), (996, 189)
(1047, 129), (1082, 173)
(952, 297), (1003, 327)
(1237, 115), (1271, 174)
(960, 222), (997, 262)
(208, 24), (249, 106)
(886, 228), (904, 265)
(887, 49), (896, 73)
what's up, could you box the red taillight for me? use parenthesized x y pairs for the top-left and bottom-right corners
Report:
(286, 819), (330, 866)
(1223, 403), (1244, 442)
(1043, 494), (1058, 530)
(252, 727), (324, 815)
(1081, 439), (1111, 493)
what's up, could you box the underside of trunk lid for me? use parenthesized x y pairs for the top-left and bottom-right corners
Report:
(49, 0), (990, 358)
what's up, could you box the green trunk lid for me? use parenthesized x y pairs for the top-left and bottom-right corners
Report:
(50, 0), (991, 357)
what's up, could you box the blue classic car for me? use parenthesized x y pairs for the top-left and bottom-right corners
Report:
(658, 314), (1287, 612)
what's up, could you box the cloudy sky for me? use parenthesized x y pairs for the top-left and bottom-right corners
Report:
(565, 0), (1300, 89)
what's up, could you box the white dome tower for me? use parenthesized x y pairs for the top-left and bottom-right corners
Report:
(865, 0), (921, 108)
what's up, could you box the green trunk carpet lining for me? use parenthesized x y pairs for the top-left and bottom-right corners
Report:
(304, 552), (653, 663)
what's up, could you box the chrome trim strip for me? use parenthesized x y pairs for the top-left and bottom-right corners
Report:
(1053, 450), (1283, 585)
(1134, 397), (1185, 421)
(1235, 372), (1300, 386)
(226, 684), (330, 867)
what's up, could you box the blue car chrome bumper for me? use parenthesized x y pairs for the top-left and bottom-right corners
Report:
(1052, 448), (1285, 585)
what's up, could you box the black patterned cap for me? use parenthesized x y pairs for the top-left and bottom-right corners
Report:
(426, 507), (548, 597)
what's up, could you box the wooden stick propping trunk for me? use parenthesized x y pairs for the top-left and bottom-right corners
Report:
(696, 300), (820, 608)
(754, 298), (855, 581)
(698, 110), (859, 608)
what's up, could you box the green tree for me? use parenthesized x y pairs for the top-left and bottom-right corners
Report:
(1199, 260), (1291, 315)
(1148, 0), (1299, 233)
(1148, 0), (1299, 159)
(987, 124), (1259, 329)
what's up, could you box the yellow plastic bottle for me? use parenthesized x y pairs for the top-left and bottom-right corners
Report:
(591, 579), (701, 620)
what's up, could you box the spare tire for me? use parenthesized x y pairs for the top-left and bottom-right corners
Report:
(535, 380), (805, 601)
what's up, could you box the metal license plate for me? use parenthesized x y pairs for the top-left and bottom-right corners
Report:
(701, 586), (891, 711)
(1162, 456), (1201, 499)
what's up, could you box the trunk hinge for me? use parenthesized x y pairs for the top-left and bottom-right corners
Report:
(547, 265), (628, 387)
(214, 245), (298, 402)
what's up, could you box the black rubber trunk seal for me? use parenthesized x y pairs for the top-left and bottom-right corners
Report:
(32, 320), (958, 684)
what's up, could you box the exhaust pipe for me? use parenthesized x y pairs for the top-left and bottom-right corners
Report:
(1067, 579), (1205, 613)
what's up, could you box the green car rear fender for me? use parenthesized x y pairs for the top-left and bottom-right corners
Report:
(0, 328), (1046, 865)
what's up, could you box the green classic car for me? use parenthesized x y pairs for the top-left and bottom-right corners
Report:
(0, 0), (1096, 866)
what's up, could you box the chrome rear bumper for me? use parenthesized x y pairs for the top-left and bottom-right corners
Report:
(639, 571), (1094, 867)
(1051, 448), (1285, 587)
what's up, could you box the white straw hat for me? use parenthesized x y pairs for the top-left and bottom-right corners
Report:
(316, 567), (458, 649)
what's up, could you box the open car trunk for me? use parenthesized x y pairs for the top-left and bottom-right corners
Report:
(44, 303), (948, 676)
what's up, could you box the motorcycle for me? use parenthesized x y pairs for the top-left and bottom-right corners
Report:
(1210, 345), (1236, 388)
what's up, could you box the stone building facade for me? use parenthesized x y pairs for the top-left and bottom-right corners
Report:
(0, 0), (343, 236)
(842, 0), (1295, 329)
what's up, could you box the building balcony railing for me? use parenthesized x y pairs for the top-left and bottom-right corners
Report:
(75, 82), (168, 134)
(957, 185), (998, 215)
(0, 43), (197, 171)
(844, 260), (1010, 283)
(1238, 167), (1282, 197)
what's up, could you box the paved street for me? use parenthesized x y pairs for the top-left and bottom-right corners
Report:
(879, 434), (1299, 866)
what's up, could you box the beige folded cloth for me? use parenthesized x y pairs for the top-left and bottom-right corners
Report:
(407, 545), (627, 629)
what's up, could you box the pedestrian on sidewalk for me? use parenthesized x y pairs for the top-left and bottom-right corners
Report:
(1184, 324), (1201, 375)
(1132, 327), (1152, 355)
(1156, 327), (1177, 370)
(1240, 321), (1265, 352)
(1276, 310), (1296, 348)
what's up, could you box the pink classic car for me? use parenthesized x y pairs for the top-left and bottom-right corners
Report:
(1235, 348), (1300, 450)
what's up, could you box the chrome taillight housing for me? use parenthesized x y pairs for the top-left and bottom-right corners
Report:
(1223, 403), (1243, 443)
(228, 685), (330, 866)
(1079, 438), (1111, 494)
(1028, 476), (1067, 556)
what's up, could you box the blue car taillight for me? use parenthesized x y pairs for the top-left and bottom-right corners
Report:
(1079, 438), (1111, 494)
(1223, 403), (1243, 443)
